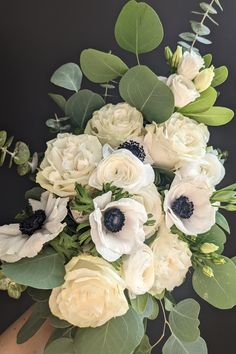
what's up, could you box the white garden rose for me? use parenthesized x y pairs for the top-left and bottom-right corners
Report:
(0, 192), (68, 263)
(89, 192), (147, 261)
(194, 66), (215, 93)
(133, 184), (163, 238)
(144, 113), (209, 170)
(123, 244), (155, 297)
(150, 224), (192, 295)
(36, 133), (102, 197)
(177, 151), (225, 187)
(85, 103), (143, 148)
(177, 51), (204, 80)
(166, 74), (200, 108)
(89, 149), (155, 193)
(49, 255), (128, 328)
(164, 175), (216, 235)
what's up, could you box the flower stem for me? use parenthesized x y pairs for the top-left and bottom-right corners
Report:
(151, 300), (169, 349)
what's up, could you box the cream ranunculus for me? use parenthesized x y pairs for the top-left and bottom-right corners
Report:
(89, 192), (147, 261)
(123, 244), (155, 297)
(133, 184), (163, 238)
(194, 66), (215, 93)
(144, 113), (209, 170)
(177, 51), (205, 80)
(0, 192), (68, 263)
(164, 176), (216, 235)
(166, 74), (200, 108)
(36, 133), (103, 197)
(49, 255), (129, 328)
(89, 149), (155, 193)
(150, 224), (192, 295)
(85, 103), (143, 148)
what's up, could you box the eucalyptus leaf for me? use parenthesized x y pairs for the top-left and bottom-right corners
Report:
(163, 336), (208, 354)
(187, 106), (234, 126)
(27, 288), (51, 302)
(0, 131), (7, 147)
(196, 36), (212, 45)
(115, 0), (164, 54)
(178, 41), (192, 50)
(80, 49), (128, 83)
(179, 32), (196, 42)
(50, 63), (82, 92)
(215, 0), (223, 11)
(17, 163), (31, 176)
(44, 338), (76, 354)
(2, 248), (65, 290)
(74, 308), (144, 354)
(190, 21), (210, 36)
(169, 299), (200, 342)
(48, 314), (71, 329)
(13, 142), (30, 165)
(134, 335), (151, 354)
(119, 65), (174, 123)
(200, 2), (217, 14)
(203, 54), (212, 68)
(25, 187), (45, 201)
(178, 87), (217, 115)
(49, 93), (66, 112)
(211, 66), (228, 87)
(65, 89), (105, 128)
(198, 225), (226, 254)
(216, 211), (230, 233)
(192, 257), (236, 309)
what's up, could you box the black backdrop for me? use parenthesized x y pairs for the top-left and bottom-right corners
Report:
(0, 0), (236, 353)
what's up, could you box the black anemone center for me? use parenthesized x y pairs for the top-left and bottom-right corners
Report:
(171, 196), (194, 219)
(104, 207), (125, 233)
(118, 140), (146, 162)
(19, 210), (46, 236)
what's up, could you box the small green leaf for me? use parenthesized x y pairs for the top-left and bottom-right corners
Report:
(115, 0), (164, 54)
(190, 21), (210, 35)
(65, 89), (105, 129)
(179, 32), (196, 42)
(169, 299), (200, 342)
(13, 142), (30, 165)
(74, 308), (144, 354)
(200, 2), (217, 14)
(203, 54), (212, 68)
(211, 66), (228, 87)
(4, 135), (14, 148)
(80, 49), (128, 83)
(163, 336), (208, 354)
(25, 187), (44, 201)
(196, 36), (212, 45)
(134, 335), (151, 354)
(44, 338), (76, 354)
(50, 63), (82, 92)
(2, 248), (65, 290)
(178, 87), (217, 115)
(119, 65), (174, 123)
(187, 106), (234, 126)
(0, 131), (7, 147)
(193, 257), (236, 309)
(49, 93), (66, 112)
(216, 211), (230, 233)
(17, 163), (31, 176)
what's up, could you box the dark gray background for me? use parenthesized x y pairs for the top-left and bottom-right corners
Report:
(0, 0), (236, 353)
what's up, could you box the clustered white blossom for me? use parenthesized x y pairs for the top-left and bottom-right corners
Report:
(0, 51), (224, 329)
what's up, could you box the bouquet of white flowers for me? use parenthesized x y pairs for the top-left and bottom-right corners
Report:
(0, 1), (235, 353)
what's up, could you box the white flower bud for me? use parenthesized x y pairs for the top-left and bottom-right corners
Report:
(201, 243), (219, 254)
(194, 66), (215, 93)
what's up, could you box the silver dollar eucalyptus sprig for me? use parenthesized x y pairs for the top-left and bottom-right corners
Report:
(179, 0), (223, 51)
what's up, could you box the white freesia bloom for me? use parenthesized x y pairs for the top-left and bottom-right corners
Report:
(0, 192), (68, 263)
(36, 133), (103, 197)
(166, 74), (200, 108)
(164, 176), (216, 235)
(85, 103), (143, 148)
(123, 244), (155, 297)
(49, 255), (128, 328)
(133, 184), (163, 238)
(89, 149), (155, 193)
(177, 51), (204, 80)
(177, 151), (225, 187)
(144, 113), (209, 170)
(89, 192), (147, 261)
(194, 66), (215, 93)
(150, 224), (192, 295)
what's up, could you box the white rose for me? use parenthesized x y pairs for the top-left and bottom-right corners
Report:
(150, 223), (192, 295)
(85, 103), (143, 148)
(133, 184), (163, 238)
(177, 51), (204, 80)
(36, 133), (102, 197)
(89, 149), (155, 193)
(166, 74), (200, 108)
(177, 151), (225, 187)
(164, 175), (216, 235)
(123, 244), (155, 297)
(194, 66), (215, 93)
(89, 192), (147, 261)
(144, 113), (209, 170)
(49, 255), (128, 328)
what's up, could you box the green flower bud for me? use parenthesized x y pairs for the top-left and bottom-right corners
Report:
(7, 282), (23, 300)
(202, 266), (214, 278)
(213, 257), (226, 265)
(194, 65), (215, 93)
(171, 46), (183, 69)
(165, 46), (173, 63)
(0, 277), (10, 291)
(200, 243), (219, 254)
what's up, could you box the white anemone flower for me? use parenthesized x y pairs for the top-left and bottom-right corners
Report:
(89, 192), (147, 262)
(0, 192), (69, 263)
(164, 176), (216, 235)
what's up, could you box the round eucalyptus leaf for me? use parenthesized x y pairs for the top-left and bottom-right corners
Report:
(44, 338), (76, 354)
(190, 21), (210, 36)
(134, 335), (151, 354)
(163, 336), (208, 354)
(13, 142), (30, 165)
(115, 0), (164, 54)
(17, 163), (31, 176)
(48, 93), (66, 112)
(0, 131), (7, 147)
(50, 63), (82, 92)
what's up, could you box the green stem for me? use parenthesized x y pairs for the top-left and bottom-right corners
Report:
(151, 300), (169, 349)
